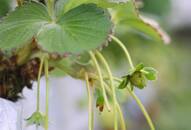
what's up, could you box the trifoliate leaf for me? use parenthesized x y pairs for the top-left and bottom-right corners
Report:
(26, 112), (45, 126)
(0, 2), (50, 51)
(37, 4), (112, 54)
(130, 71), (147, 89)
(143, 67), (158, 80)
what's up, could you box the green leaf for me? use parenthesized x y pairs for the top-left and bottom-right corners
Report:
(0, 2), (50, 51)
(0, 0), (10, 16)
(37, 4), (112, 54)
(56, 0), (129, 15)
(112, 0), (170, 43)
(143, 67), (158, 80)
(50, 56), (95, 79)
(49, 67), (66, 77)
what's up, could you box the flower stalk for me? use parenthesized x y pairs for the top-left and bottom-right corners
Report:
(37, 56), (44, 112)
(95, 51), (119, 130)
(89, 51), (111, 112)
(85, 73), (94, 130)
(110, 35), (134, 69)
(44, 58), (49, 130)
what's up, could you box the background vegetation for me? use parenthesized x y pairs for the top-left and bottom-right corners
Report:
(0, 0), (191, 130)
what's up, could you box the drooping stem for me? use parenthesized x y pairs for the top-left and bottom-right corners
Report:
(95, 51), (118, 130)
(85, 73), (94, 130)
(89, 51), (111, 112)
(103, 82), (126, 130)
(102, 76), (155, 130)
(113, 77), (155, 130)
(114, 77), (155, 130)
(44, 58), (49, 130)
(127, 85), (155, 130)
(110, 35), (134, 69)
(37, 56), (44, 112)
(109, 35), (155, 129)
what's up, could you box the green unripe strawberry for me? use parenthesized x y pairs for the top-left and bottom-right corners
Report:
(130, 71), (147, 89)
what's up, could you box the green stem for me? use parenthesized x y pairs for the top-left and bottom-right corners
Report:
(104, 82), (126, 130)
(37, 56), (44, 112)
(116, 103), (126, 130)
(126, 85), (155, 130)
(110, 35), (134, 69)
(102, 76), (155, 130)
(114, 77), (155, 130)
(85, 73), (94, 130)
(44, 58), (49, 130)
(95, 51), (118, 130)
(89, 51), (111, 112)
(46, 0), (55, 18)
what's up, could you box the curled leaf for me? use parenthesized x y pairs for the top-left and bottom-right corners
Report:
(111, 0), (170, 44)
(140, 16), (171, 44)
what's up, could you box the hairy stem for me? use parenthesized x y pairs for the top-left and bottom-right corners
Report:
(44, 58), (49, 130)
(37, 56), (44, 112)
(89, 51), (111, 112)
(110, 35), (134, 69)
(85, 73), (94, 130)
(95, 51), (118, 130)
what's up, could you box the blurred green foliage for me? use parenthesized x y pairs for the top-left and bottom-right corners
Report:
(0, 0), (10, 17)
(141, 0), (171, 16)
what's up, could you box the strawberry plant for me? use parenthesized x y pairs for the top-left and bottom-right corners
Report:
(0, 0), (170, 130)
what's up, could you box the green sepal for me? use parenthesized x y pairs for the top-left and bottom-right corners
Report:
(26, 111), (45, 127)
(96, 90), (105, 112)
(118, 77), (129, 89)
(143, 67), (158, 80)
(135, 63), (145, 71)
